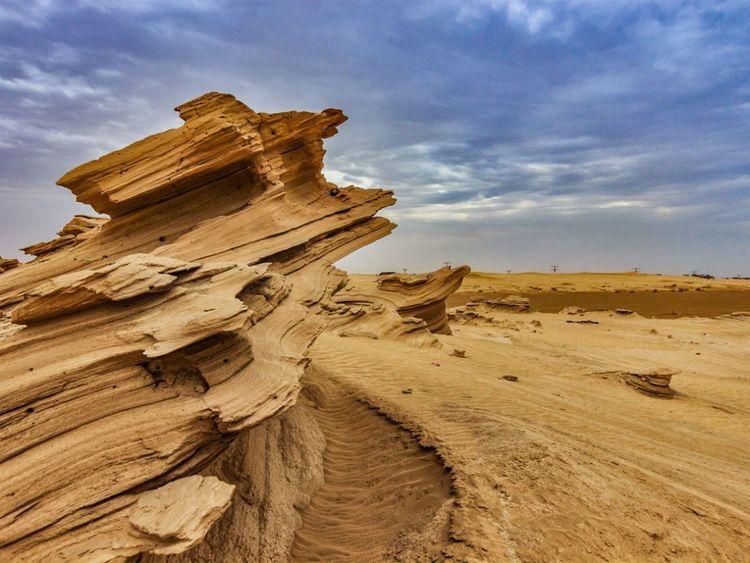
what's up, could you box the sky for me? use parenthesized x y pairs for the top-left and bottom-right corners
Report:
(0, 0), (748, 276)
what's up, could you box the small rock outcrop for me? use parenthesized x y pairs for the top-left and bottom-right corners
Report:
(591, 369), (677, 398)
(622, 369), (676, 397)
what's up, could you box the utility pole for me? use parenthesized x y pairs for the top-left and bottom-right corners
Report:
(506, 269), (511, 275)
(551, 265), (559, 273)
(632, 267), (640, 274)
(443, 261), (451, 268)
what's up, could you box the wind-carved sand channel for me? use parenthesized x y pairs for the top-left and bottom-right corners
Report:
(291, 367), (454, 561)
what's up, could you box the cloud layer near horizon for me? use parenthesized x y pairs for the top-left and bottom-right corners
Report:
(1, 0), (748, 275)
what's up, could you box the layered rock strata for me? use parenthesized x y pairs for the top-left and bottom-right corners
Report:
(0, 92), (395, 560)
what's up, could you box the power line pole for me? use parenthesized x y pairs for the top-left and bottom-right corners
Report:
(551, 265), (559, 273)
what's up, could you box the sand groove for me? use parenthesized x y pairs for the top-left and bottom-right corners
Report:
(291, 369), (453, 561)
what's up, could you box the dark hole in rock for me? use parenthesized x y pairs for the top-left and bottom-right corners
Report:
(143, 353), (209, 396)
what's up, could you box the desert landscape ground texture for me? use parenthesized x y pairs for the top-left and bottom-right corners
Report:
(1, 93), (749, 562)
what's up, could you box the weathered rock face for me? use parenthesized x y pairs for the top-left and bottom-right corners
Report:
(335, 265), (470, 335)
(0, 92), (394, 560)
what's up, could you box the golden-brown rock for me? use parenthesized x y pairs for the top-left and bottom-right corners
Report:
(0, 92), (394, 560)
(335, 265), (470, 335)
(0, 257), (20, 274)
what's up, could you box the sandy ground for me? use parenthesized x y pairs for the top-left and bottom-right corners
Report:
(448, 289), (750, 318)
(298, 277), (750, 561)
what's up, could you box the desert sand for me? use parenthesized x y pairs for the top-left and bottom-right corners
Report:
(1, 93), (749, 562)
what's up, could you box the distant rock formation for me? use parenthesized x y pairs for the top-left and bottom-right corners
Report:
(0, 92), (395, 560)
(590, 369), (677, 398)
(448, 295), (530, 326)
(335, 265), (470, 335)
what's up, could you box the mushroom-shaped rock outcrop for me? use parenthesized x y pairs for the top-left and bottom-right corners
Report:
(0, 92), (395, 560)
(335, 265), (470, 335)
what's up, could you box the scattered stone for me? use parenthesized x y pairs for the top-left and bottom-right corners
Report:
(615, 308), (634, 315)
(402, 388), (413, 394)
(451, 348), (466, 358)
(561, 306), (586, 315)
(501, 375), (519, 382)
(566, 320), (599, 325)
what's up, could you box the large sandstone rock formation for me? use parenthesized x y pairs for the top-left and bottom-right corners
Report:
(0, 92), (396, 560)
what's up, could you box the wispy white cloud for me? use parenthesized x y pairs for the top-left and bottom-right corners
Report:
(0, 64), (106, 98)
(0, 0), (54, 28)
